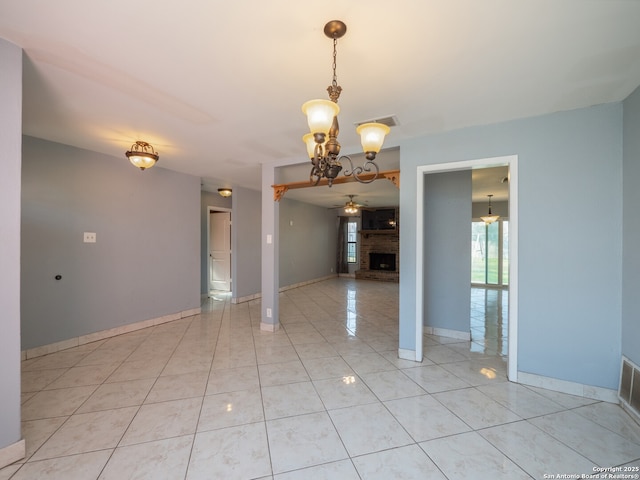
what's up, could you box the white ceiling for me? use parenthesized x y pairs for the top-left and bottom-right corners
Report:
(2, 1), (639, 208)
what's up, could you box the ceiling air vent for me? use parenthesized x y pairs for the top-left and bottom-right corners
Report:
(355, 115), (399, 128)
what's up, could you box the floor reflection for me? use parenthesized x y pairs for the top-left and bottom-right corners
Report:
(346, 288), (357, 335)
(470, 287), (508, 356)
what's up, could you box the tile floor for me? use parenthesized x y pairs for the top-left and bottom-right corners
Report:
(3, 278), (640, 479)
(470, 287), (508, 356)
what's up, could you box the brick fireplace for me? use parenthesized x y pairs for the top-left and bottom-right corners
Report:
(355, 210), (399, 282)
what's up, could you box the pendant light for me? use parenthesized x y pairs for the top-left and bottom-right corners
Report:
(481, 194), (500, 225)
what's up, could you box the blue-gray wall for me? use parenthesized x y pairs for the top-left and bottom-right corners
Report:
(400, 103), (623, 390)
(200, 190), (232, 295)
(623, 86), (640, 367)
(0, 37), (22, 457)
(424, 171), (472, 332)
(21, 137), (201, 350)
(231, 186), (262, 300)
(279, 198), (338, 287)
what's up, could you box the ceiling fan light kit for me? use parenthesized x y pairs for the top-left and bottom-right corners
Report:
(302, 20), (391, 187)
(344, 194), (360, 214)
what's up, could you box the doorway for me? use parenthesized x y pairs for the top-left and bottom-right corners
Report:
(415, 155), (518, 381)
(208, 209), (232, 293)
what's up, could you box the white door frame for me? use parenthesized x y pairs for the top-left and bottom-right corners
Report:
(207, 206), (232, 294)
(415, 155), (519, 381)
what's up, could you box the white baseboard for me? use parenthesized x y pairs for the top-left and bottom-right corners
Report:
(231, 274), (339, 304)
(518, 371), (618, 403)
(423, 326), (471, 341)
(0, 439), (25, 469)
(260, 322), (280, 332)
(278, 274), (338, 293)
(398, 348), (421, 362)
(22, 307), (202, 359)
(232, 292), (262, 304)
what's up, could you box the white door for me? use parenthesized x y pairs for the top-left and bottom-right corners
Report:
(209, 212), (231, 291)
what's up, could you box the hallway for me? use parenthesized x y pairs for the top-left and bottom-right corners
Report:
(7, 278), (640, 479)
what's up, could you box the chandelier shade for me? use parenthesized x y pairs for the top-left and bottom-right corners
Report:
(302, 100), (340, 138)
(303, 133), (320, 159)
(356, 123), (391, 159)
(125, 141), (159, 171)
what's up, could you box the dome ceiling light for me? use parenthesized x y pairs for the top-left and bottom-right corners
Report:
(125, 141), (159, 171)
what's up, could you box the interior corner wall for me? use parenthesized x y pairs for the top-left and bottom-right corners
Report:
(400, 102), (623, 390)
(0, 37), (23, 457)
(200, 190), (232, 295)
(423, 171), (472, 333)
(21, 137), (201, 350)
(623, 85), (640, 367)
(279, 198), (338, 287)
(231, 186), (262, 300)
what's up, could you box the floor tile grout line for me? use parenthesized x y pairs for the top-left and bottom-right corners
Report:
(184, 297), (228, 480)
(95, 318), (198, 480)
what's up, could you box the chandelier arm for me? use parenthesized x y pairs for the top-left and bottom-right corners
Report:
(341, 155), (379, 184)
(312, 142), (324, 168)
(310, 166), (322, 186)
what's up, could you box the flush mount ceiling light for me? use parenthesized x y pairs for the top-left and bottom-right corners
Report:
(481, 194), (500, 225)
(302, 20), (391, 187)
(344, 195), (359, 215)
(218, 188), (232, 197)
(125, 141), (159, 171)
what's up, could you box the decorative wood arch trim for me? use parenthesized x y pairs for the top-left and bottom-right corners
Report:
(272, 169), (399, 201)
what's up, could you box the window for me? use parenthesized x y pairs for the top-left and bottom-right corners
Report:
(471, 220), (509, 285)
(347, 222), (357, 263)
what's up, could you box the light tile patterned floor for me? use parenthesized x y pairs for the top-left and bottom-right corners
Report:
(3, 278), (640, 479)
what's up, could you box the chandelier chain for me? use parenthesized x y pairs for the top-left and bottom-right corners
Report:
(332, 37), (338, 88)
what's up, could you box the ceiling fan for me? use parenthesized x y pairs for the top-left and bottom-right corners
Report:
(332, 195), (369, 214)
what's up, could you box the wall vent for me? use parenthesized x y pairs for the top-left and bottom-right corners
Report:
(619, 356), (640, 423)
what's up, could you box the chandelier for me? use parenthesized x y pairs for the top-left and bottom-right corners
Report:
(302, 20), (390, 187)
(481, 194), (500, 224)
(125, 141), (159, 171)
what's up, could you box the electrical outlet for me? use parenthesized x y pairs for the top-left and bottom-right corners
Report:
(83, 232), (96, 243)
(266, 308), (272, 318)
